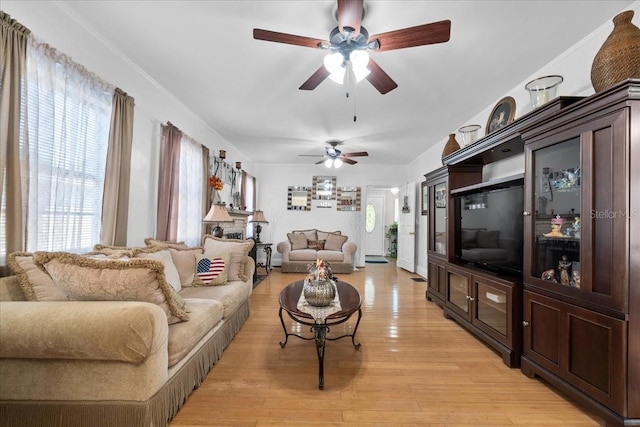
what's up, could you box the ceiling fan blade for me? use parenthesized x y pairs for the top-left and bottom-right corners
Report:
(366, 58), (398, 94)
(299, 154), (325, 157)
(299, 66), (330, 90)
(342, 151), (368, 157)
(368, 20), (451, 52)
(341, 157), (358, 165)
(337, 0), (363, 37)
(253, 29), (329, 49)
(315, 159), (326, 165)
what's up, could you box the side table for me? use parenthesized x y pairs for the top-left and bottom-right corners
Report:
(253, 242), (272, 282)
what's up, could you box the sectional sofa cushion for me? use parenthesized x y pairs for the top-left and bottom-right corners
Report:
(144, 238), (189, 249)
(202, 235), (254, 282)
(287, 232), (308, 250)
(33, 252), (190, 324)
(325, 233), (348, 251)
(167, 298), (224, 367)
(133, 248), (183, 292)
(168, 247), (204, 288)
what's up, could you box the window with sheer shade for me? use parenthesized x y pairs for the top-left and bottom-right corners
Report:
(21, 40), (113, 254)
(177, 136), (205, 247)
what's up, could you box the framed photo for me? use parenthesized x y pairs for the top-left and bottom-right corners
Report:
(486, 96), (516, 135)
(421, 181), (429, 215)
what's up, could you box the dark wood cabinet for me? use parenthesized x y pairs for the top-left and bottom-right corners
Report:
(522, 291), (626, 416)
(520, 80), (640, 427)
(443, 263), (522, 367)
(426, 258), (446, 306)
(425, 81), (638, 425)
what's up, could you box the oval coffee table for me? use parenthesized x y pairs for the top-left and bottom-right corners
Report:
(278, 280), (362, 390)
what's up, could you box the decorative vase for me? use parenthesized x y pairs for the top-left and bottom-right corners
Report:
(303, 280), (336, 307)
(591, 10), (640, 93)
(441, 133), (460, 163)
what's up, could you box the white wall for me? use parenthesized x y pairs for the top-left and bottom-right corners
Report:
(408, 1), (640, 279)
(254, 164), (406, 267)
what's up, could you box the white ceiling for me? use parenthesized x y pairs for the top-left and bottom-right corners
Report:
(46, 1), (634, 166)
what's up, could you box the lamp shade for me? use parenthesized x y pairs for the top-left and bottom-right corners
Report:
(250, 210), (268, 223)
(203, 203), (233, 223)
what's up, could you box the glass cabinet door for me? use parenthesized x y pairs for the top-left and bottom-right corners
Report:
(447, 271), (469, 314)
(532, 138), (581, 289)
(433, 182), (447, 255)
(476, 282), (507, 336)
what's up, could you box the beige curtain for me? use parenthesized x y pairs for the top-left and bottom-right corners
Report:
(101, 88), (135, 246)
(202, 146), (210, 238)
(156, 122), (182, 242)
(0, 12), (30, 276)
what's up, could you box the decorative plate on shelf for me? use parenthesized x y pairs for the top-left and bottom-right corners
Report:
(486, 96), (516, 135)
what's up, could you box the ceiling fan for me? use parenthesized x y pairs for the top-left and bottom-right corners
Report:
(253, 0), (451, 94)
(300, 140), (368, 167)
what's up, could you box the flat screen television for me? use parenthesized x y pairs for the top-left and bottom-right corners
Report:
(454, 184), (524, 276)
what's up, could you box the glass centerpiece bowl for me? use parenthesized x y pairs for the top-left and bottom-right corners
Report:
(525, 75), (563, 108)
(303, 259), (336, 307)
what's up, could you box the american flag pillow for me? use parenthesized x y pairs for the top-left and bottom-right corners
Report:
(194, 253), (230, 286)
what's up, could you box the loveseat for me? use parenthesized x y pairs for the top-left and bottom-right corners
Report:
(276, 228), (356, 274)
(0, 235), (255, 427)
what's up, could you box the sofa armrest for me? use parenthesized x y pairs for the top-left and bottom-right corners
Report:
(0, 301), (168, 363)
(342, 241), (357, 255)
(277, 241), (292, 262)
(244, 256), (256, 282)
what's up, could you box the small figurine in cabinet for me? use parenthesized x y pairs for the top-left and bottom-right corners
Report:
(541, 268), (557, 283)
(573, 217), (581, 239)
(544, 215), (565, 237)
(558, 255), (571, 286)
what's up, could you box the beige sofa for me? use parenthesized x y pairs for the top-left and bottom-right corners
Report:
(276, 228), (356, 274)
(0, 236), (254, 426)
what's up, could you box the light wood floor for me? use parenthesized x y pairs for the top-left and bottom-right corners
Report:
(170, 260), (605, 427)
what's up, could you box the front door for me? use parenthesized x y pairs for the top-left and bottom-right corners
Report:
(365, 196), (384, 255)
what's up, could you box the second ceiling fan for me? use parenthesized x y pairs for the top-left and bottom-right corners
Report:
(253, 0), (451, 94)
(300, 140), (368, 167)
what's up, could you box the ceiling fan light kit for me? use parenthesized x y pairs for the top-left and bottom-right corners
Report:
(253, 0), (451, 94)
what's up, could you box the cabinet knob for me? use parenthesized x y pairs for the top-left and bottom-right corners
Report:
(523, 211), (531, 216)
(469, 297), (475, 301)
(522, 321), (530, 326)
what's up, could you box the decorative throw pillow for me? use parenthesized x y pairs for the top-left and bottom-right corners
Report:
(168, 247), (203, 288)
(307, 240), (326, 250)
(6, 252), (63, 301)
(287, 232), (308, 250)
(316, 230), (341, 241)
(192, 253), (230, 286)
(34, 252), (189, 324)
(132, 248), (183, 292)
(202, 235), (254, 282)
(293, 229), (318, 242)
(324, 233), (348, 251)
(476, 230), (500, 248)
(144, 238), (189, 250)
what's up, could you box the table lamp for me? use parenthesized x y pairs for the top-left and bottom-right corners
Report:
(203, 203), (233, 238)
(250, 210), (269, 243)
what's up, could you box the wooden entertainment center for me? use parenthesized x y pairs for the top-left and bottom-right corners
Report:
(425, 80), (639, 427)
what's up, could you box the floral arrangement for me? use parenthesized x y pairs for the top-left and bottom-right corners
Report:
(306, 258), (333, 282)
(209, 175), (224, 190)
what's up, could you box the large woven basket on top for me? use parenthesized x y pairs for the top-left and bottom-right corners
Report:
(591, 10), (640, 93)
